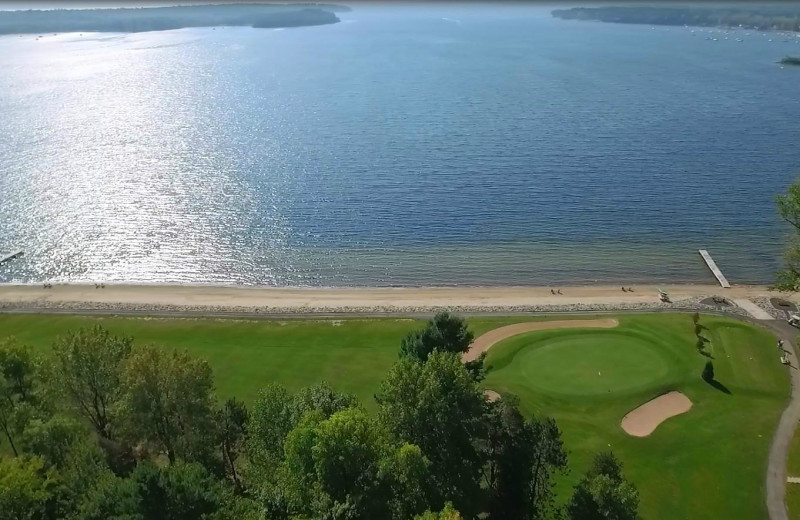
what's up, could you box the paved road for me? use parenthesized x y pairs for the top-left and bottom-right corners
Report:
(762, 318), (800, 520)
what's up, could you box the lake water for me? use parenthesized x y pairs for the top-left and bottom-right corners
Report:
(1, 4), (800, 286)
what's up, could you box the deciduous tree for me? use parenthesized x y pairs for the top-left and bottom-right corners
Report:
(217, 398), (249, 490)
(567, 452), (639, 520)
(376, 351), (485, 516)
(774, 179), (800, 291)
(49, 326), (132, 439)
(485, 397), (567, 520)
(0, 456), (57, 520)
(0, 339), (39, 456)
(116, 346), (216, 464)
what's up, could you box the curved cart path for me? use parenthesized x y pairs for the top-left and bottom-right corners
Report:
(463, 318), (619, 362)
(760, 319), (800, 520)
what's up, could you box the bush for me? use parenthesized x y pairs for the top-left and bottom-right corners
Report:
(692, 313), (700, 325)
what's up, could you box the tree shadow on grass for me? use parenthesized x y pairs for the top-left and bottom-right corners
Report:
(705, 378), (731, 395)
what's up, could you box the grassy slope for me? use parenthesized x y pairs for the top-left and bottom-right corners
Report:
(483, 314), (789, 520)
(0, 313), (790, 519)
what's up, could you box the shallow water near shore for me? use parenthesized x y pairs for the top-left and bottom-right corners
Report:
(1, 5), (799, 286)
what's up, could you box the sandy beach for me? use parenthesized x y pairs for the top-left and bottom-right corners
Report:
(0, 283), (790, 315)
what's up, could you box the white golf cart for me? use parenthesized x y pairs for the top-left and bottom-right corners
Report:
(788, 314), (800, 328)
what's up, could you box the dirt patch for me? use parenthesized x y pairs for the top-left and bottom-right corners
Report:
(463, 319), (619, 362)
(484, 390), (502, 402)
(700, 296), (731, 307)
(621, 391), (692, 437)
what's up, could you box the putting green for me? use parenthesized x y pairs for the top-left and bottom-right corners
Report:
(515, 332), (670, 396)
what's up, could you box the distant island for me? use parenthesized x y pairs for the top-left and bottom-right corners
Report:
(0, 3), (350, 35)
(781, 56), (800, 66)
(552, 6), (800, 32)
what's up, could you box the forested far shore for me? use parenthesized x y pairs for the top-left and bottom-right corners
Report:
(552, 6), (800, 32)
(0, 3), (349, 35)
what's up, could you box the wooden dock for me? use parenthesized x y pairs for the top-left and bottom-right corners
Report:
(0, 250), (23, 265)
(698, 249), (730, 288)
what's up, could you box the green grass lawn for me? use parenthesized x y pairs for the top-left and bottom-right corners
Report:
(483, 314), (790, 520)
(0, 314), (537, 410)
(0, 313), (790, 519)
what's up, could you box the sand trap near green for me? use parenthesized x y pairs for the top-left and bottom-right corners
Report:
(621, 391), (693, 437)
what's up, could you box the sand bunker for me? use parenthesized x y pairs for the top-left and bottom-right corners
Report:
(621, 391), (692, 437)
(463, 318), (619, 362)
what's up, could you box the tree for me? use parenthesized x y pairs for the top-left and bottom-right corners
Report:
(116, 346), (216, 464)
(0, 456), (57, 520)
(382, 443), (432, 520)
(0, 339), (39, 457)
(131, 460), (226, 520)
(485, 397), (567, 520)
(774, 179), (800, 291)
(76, 472), (142, 520)
(49, 326), (132, 439)
(216, 398), (248, 490)
(246, 382), (361, 519)
(414, 502), (464, 520)
(400, 312), (475, 361)
(19, 414), (112, 519)
(310, 407), (391, 518)
(247, 382), (356, 472)
(278, 407), (431, 520)
(376, 351), (486, 516)
(567, 452), (639, 520)
(702, 360), (715, 382)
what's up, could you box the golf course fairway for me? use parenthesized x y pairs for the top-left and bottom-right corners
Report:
(0, 312), (790, 519)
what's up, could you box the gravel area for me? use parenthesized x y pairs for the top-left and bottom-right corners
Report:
(0, 295), (749, 317)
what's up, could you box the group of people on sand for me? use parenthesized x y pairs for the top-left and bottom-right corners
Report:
(550, 289), (563, 295)
(620, 287), (634, 292)
(42, 283), (52, 289)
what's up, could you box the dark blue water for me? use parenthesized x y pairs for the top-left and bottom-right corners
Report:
(1, 5), (799, 286)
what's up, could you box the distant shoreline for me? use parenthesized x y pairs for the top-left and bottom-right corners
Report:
(0, 283), (786, 317)
(0, 3), (349, 35)
(552, 6), (800, 33)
